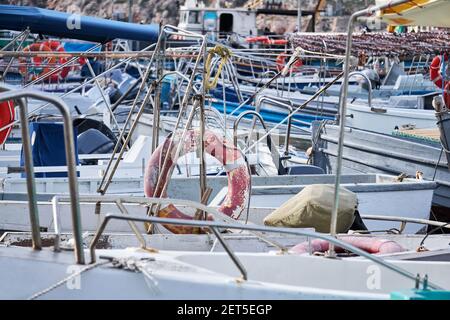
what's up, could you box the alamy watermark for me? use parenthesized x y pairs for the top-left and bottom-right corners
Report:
(66, 14), (81, 31)
(66, 264), (83, 290)
(366, 264), (381, 290)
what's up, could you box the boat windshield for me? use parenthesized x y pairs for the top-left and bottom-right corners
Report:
(188, 11), (201, 24)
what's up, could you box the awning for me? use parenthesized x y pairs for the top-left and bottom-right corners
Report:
(0, 5), (159, 43)
(376, 0), (450, 28)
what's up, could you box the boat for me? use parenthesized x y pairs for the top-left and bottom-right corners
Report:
(0, 0), (450, 301)
(311, 122), (450, 210)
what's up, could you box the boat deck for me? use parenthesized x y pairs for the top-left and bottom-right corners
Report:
(397, 128), (441, 143)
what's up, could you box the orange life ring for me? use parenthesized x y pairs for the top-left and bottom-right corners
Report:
(0, 100), (15, 145)
(19, 41), (70, 82)
(291, 237), (405, 255)
(144, 129), (250, 234)
(43, 40), (70, 80)
(430, 54), (450, 107)
(276, 53), (303, 73)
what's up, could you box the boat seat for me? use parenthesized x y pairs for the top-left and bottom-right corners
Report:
(287, 165), (325, 175)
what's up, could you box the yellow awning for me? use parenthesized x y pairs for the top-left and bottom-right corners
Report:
(376, 0), (450, 27)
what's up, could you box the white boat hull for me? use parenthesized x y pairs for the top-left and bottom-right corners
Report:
(346, 104), (437, 134)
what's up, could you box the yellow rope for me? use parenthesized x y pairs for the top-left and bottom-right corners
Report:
(204, 45), (232, 91)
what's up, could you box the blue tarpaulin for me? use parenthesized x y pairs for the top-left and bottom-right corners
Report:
(20, 122), (79, 178)
(0, 5), (159, 43)
(63, 42), (101, 52)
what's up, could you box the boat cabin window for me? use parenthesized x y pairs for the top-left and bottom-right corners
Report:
(181, 12), (189, 24)
(188, 11), (201, 24)
(219, 13), (233, 34)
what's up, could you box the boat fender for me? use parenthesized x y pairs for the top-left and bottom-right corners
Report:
(291, 236), (405, 255)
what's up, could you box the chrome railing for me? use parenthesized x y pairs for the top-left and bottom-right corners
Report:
(255, 95), (293, 156)
(233, 110), (285, 175)
(345, 71), (373, 109)
(88, 206), (444, 290)
(0, 87), (84, 264)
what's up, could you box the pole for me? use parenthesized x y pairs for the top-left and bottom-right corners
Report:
(128, 0), (133, 50)
(128, 0), (133, 23)
(328, 0), (412, 258)
(297, 0), (302, 32)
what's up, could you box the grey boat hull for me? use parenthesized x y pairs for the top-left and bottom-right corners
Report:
(311, 122), (450, 209)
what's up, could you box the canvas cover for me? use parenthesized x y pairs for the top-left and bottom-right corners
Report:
(20, 122), (79, 178)
(263, 184), (358, 233)
(0, 5), (159, 43)
(376, 0), (450, 28)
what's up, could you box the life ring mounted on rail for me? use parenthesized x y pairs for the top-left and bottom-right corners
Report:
(430, 53), (450, 107)
(19, 41), (70, 82)
(144, 129), (251, 234)
(276, 53), (303, 73)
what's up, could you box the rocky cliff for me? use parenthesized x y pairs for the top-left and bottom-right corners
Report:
(1, 0), (375, 32)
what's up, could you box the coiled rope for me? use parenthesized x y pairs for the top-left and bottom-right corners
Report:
(204, 45), (233, 91)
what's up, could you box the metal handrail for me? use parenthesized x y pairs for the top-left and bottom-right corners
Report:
(0, 29), (30, 52)
(361, 215), (450, 233)
(232, 110), (284, 175)
(255, 95), (293, 156)
(89, 211), (443, 290)
(142, 25), (209, 221)
(53, 194), (287, 253)
(154, 71), (202, 150)
(51, 195), (147, 252)
(96, 38), (162, 195)
(0, 85), (40, 250)
(0, 88), (84, 264)
(96, 70), (200, 196)
(329, 0), (411, 257)
(345, 71), (373, 109)
(0, 29), (30, 80)
(242, 72), (344, 156)
(0, 42), (157, 134)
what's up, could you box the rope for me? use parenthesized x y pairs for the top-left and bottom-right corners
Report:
(293, 45), (345, 60)
(204, 45), (232, 91)
(437, 116), (450, 155)
(27, 261), (109, 300)
(432, 148), (443, 181)
(419, 222), (450, 250)
(441, 54), (447, 101)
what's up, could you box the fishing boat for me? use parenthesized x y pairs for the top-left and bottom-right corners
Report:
(311, 121), (450, 210)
